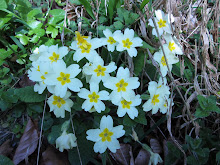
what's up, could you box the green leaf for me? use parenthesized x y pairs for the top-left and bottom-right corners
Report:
(140, 0), (149, 9)
(48, 9), (65, 25)
(14, 86), (46, 103)
(113, 21), (123, 30)
(134, 109), (147, 125)
(141, 41), (156, 50)
(123, 114), (137, 127)
(46, 25), (58, 38)
(133, 50), (146, 75)
(27, 8), (42, 21)
(216, 151), (220, 162)
(79, 0), (95, 19)
(0, 12), (12, 28)
(195, 107), (210, 118)
(107, 0), (119, 24)
(27, 20), (42, 29)
(69, 0), (81, 5)
(0, 0), (7, 9)
(48, 125), (62, 144)
(14, 0), (32, 20)
(15, 34), (29, 45)
(0, 155), (13, 165)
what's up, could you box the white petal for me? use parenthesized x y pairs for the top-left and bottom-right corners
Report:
(127, 47), (137, 57)
(94, 140), (107, 153)
(131, 37), (143, 47)
(116, 43), (125, 52)
(107, 138), (120, 153)
(90, 82), (99, 93)
(67, 64), (81, 78)
(127, 107), (138, 119)
(127, 77), (140, 90)
(100, 115), (113, 130)
(82, 100), (93, 111)
(68, 78), (83, 92)
(116, 67), (130, 79)
(86, 129), (102, 142)
(143, 100), (153, 112)
(94, 100), (105, 113)
(124, 28), (134, 39)
(117, 107), (127, 117)
(58, 46), (68, 58)
(98, 90), (109, 100)
(110, 91), (122, 104)
(78, 88), (90, 99)
(103, 77), (118, 90)
(121, 90), (135, 102)
(148, 81), (158, 97)
(105, 62), (117, 73)
(73, 50), (85, 62)
(103, 29), (112, 38)
(107, 44), (115, 52)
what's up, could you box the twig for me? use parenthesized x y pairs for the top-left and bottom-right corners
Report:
(36, 94), (47, 165)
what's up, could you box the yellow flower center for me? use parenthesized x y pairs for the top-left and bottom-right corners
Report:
(151, 94), (160, 105)
(94, 65), (106, 76)
(75, 31), (89, 48)
(99, 128), (114, 142)
(157, 19), (166, 28)
(52, 96), (66, 108)
(57, 72), (71, 85)
(41, 75), (46, 80)
(80, 43), (92, 53)
(161, 56), (166, 66)
(37, 66), (40, 71)
(164, 103), (167, 107)
(88, 92), (100, 103)
(107, 37), (116, 45)
(122, 38), (133, 49)
(168, 42), (175, 51)
(49, 52), (60, 63)
(115, 79), (128, 92)
(121, 100), (132, 109)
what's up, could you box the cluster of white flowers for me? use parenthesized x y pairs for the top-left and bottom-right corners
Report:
(27, 28), (143, 153)
(142, 9), (184, 115)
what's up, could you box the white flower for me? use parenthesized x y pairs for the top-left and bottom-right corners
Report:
(148, 152), (163, 165)
(70, 38), (103, 62)
(113, 28), (143, 57)
(160, 98), (174, 114)
(143, 79), (170, 114)
(56, 130), (77, 152)
(104, 67), (140, 104)
(38, 44), (68, 64)
(28, 61), (53, 94)
(47, 91), (74, 118)
(78, 83), (109, 113)
(29, 45), (48, 62)
(153, 47), (179, 77)
(83, 56), (117, 83)
(113, 93), (142, 119)
(45, 61), (82, 98)
(148, 10), (174, 36)
(102, 29), (118, 52)
(86, 115), (125, 153)
(163, 33), (183, 55)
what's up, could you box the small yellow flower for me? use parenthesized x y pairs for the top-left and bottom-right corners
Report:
(57, 72), (71, 85)
(157, 19), (166, 28)
(49, 52), (60, 63)
(115, 79), (128, 92)
(88, 92), (100, 103)
(122, 38), (133, 49)
(168, 42), (175, 52)
(99, 128), (114, 142)
(94, 65), (106, 76)
(52, 96), (66, 108)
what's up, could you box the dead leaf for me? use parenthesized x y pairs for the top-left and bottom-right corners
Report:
(13, 119), (39, 165)
(111, 144), (131, 165)
(135, 148), (150, 165)
(18, 74), (35, 88)
(40, 146), (70, 165)
(0, 140), (13, 156)
(150, 138), (162, 154)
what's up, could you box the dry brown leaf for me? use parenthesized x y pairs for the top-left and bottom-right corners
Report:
(13, 119), (39, 165)
(0, 140), (13, 156)
(134, 148), (150, 165)
(111, 144), (131, 165)
(150, 138), (162, 154)
(40, 146), (70, 165)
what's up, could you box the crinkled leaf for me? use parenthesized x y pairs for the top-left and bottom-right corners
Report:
(27, 8), (42, 21)
(16, 34), (29, 45)
(27, 20), (42, 29)
(48, 9), (65, 25)
(14, 86), (46, 103)
(46, 25), (58, 38)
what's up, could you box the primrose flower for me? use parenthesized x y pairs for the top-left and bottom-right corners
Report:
(83, 56), (117, 83)
(29, 45), (48, 62)
(74, 31), (90, 48)
(28, 61), (53, 94)
(113, 28), (143, 57)
(148, 10), (174, 36)
(113, 93), (142, 119)
(56, 130), (77, 152)
(39, 44), (68, 64)
(153, 47), (179, 77)
(86, 115), (125, 153)
(78, 82), (109, 113)
(47, 91), (73, 118)
(148, 152), (163, 165)
(70, 38), (103, 62)
(143, 80), (170, 114)
(160, 98), (174, 114)
(45, 61), (82, 98)
(163, 34), (183, 55)
(102, 29), (118, 52)
(104, 67), (140, 104)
